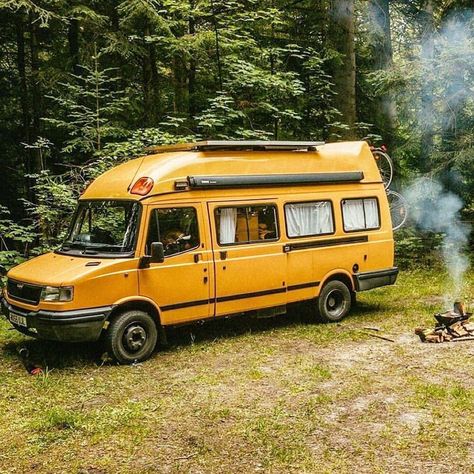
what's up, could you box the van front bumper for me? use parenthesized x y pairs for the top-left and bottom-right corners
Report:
(0, 297), (113, 342)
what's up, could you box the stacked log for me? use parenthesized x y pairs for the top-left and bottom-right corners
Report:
(415, 303), (473, 343)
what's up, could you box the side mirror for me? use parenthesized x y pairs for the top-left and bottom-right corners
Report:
(138, 242), (165, 269)
(150, 242), (165, 263)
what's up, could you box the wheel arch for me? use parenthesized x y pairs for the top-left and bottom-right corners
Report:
(109, 296), (162, 326)
(319, 270), (354, 295)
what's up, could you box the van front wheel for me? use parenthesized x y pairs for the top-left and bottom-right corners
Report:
(105, 310), (158, 364)
(316, 280), (351, 323)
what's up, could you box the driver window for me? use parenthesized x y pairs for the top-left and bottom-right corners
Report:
(146, 207), (200, 257)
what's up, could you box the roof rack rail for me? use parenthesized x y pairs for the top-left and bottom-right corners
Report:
(146, 140), (325, 154)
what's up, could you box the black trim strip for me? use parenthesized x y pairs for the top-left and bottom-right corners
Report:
(160, 282), (323, 312)
(37, 314), (107, 325)
(161, 298), (210, 311)
(216, 287), (286, 303)
(287, 281), (320, 291)
(285, 235), (368, 252)
(188, 172), (364, 189)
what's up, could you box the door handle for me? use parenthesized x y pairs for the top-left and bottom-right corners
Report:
(194, 253), (202, 263)
(220, 250), (227, 260)
(203, 276), (208, 284)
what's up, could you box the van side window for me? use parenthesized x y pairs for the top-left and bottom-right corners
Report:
(215, 205), (278, 245)
(342, 198), (380, 232)
(285, 201), (334, 238)
(146, 207), (200, 256)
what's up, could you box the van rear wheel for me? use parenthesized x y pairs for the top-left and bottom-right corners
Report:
(316, 280), (352, 323)
(105, 310), (157, 364)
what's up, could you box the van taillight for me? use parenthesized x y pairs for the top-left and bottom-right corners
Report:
(130, 177), (154, 196)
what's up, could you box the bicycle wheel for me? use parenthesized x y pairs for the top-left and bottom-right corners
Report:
(387, 190), (408, 231)
(372, 150), (393, 190)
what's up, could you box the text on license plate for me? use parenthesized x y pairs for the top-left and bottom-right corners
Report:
(10, 312), (27, 327)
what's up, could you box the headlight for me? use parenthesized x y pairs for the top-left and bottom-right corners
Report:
(40, 286), (74, 302)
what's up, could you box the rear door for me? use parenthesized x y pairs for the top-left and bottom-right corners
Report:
(138, 203), (213, 325)
(207, 201), (287, 316)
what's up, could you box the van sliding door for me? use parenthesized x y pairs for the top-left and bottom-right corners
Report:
(207, 201), (287, 317)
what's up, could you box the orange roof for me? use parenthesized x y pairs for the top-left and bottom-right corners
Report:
(81, 141), (381, 201)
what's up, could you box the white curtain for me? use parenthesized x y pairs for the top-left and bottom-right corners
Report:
(342, 198), (380, 231)
(219, 208), (237, 244)
(342, 199), (365, 231)
(364, 198), (379, 228)
(286, 202), (333, 237)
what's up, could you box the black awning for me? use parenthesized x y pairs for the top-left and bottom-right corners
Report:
(186, 172), (364, 189)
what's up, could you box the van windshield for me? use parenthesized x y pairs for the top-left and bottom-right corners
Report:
(60, 200), (141, 255)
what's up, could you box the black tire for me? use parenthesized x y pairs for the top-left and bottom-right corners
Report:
(105, 310), (158, 364)
(315, 280), (352, 323)
(351, 291), (357, 307)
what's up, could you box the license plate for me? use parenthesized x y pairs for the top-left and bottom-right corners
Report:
(10, 312), (27, 327)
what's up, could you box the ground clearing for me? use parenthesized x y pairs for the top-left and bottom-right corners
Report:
(1, 269), (474, 473)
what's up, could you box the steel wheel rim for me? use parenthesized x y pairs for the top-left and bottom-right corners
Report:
(123, 323), (148, 353)
(325, 289), (346, 318)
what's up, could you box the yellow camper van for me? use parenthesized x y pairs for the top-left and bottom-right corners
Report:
(1, 141), (398, 363)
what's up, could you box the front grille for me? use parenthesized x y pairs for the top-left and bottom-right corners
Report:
(7, 279), (42, 305)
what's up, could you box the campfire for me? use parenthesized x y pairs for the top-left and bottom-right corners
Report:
(415, 302), (474, 343)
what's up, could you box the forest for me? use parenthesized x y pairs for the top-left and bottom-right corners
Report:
(2, 3), (474, 472)
(0, 0), (473, 265)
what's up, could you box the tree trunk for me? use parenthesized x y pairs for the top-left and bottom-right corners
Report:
(68, 18), (81, 76)
(328, 0), (357, 140)
(368, 0), (397, 150)
(188, 0), (197, 118)
(143, 22), (160, 126)
(16, 15), (34, 202)
(420, 0), (435, 173)
(28, 12), (43, 172)
(439, 2), (467, 190)
(173, 54), (187, 114)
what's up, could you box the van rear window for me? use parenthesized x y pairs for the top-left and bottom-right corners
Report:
(342, 198), (380, 231)
(215, 205), (278, 245)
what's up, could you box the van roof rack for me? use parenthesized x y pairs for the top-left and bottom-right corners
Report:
(146, 140), (325, 154)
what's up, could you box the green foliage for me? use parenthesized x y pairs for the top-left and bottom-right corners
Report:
(395, 228), (445, 270)
(22, 171), (78, 249)
(44, 63), (128, 156)
(0, 205), (36, 267)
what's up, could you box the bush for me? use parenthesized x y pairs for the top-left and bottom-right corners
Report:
(395, 227), (444, 269)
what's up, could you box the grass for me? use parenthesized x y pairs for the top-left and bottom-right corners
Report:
(1, 267), (474, 473)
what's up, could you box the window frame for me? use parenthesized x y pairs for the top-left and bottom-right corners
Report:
(283, 199), (336, 239)
(146, 206), (201, 258)
(57, 199), (143, 259)
(214, 203), (280, 247)
(341, 196), (381, 233)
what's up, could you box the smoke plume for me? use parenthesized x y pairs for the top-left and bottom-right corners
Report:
(404, 178), (471, 304)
